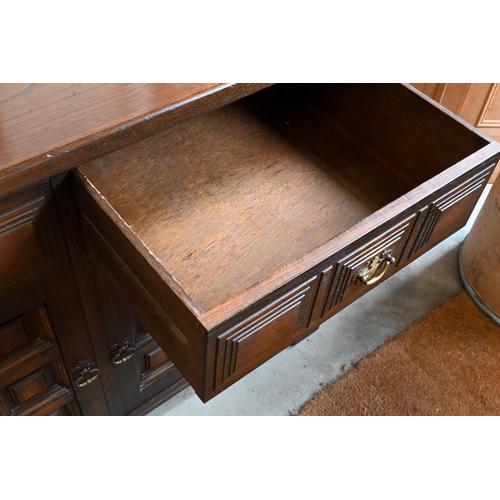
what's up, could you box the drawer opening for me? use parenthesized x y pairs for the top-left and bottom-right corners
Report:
(78, 84), (489, 315)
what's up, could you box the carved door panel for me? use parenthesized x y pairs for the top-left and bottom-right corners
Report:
(89, 263), (187, 416)
(0, 300), (80, 416)
(0, 182), (109, 415)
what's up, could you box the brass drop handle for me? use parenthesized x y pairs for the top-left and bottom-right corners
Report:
(355, 250), (396, 286)
(112, 350), (135, 365)
(110, 337), (136, 365)
(72, 359), (100, 388)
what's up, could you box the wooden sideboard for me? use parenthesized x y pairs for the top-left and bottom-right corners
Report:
(1, 83), (499, 414)
(0, 83), (270, 415)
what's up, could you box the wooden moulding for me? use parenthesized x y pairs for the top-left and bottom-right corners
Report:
(74, 84), (500, 401)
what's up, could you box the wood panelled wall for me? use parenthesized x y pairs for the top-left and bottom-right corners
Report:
(411, 83), (500, 182)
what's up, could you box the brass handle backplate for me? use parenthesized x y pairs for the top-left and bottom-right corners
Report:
(72, 358), (100, 388)
(354, 250), (396, 286)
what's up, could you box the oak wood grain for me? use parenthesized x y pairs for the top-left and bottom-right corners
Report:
(74, 83), (500, 401)
(203, 145), (500, 331)
(78, 84), (497, 318)
(0, 83), (272, 198)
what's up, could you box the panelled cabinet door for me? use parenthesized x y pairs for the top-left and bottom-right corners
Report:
(0, 300), (80, 416)
(50, 172), (189, 416)
(0, 182), (109, 415)
(88, 262), (188, 416)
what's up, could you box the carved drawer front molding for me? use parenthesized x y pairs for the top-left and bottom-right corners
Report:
(0, 304), (80, 416)
(214, 276), (318, 389)
(310, 215), (415, 325)
(408, 163), (495, 259)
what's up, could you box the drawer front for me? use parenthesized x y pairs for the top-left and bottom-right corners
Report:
(209, 214), (415, 395)
(213, 276), (318, 391)
(310, 214), (416, 324)
(309, 161), (496, 327)
(207, 161), (495, 398)
(405, 164), (494, 260)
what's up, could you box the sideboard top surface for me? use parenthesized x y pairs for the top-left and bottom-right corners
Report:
(0, 83), (272, 198)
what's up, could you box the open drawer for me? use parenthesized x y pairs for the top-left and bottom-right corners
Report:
(72, 84), (500, 402)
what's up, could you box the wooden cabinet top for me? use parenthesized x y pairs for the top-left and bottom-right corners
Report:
(0, 83), (271, 198)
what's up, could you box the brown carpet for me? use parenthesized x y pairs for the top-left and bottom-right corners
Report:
(297, 291), (500, 416)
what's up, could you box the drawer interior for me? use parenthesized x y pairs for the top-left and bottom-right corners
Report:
(79, 84), (488, 313)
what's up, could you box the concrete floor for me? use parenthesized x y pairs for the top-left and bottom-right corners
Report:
(147, 186), (491, 416)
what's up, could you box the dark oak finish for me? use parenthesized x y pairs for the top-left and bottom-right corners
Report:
(51, 173), (124, 414)
(74, 84), (500, 402)
(0, 182), (108, 415)
(50, 172), (188, 415)
(0, 83), (272, 198)
(76, 84), (495, 318)
(0, 305), (79, 416)
(89, 258), (188, 415)
(79, 212), (208, 398)
(76, 91), (410, 313)
(0, 83), (276, 414)
(2, 82), (500, 411)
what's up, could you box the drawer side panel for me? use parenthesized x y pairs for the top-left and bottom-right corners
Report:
(80, 215), (208, 398)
